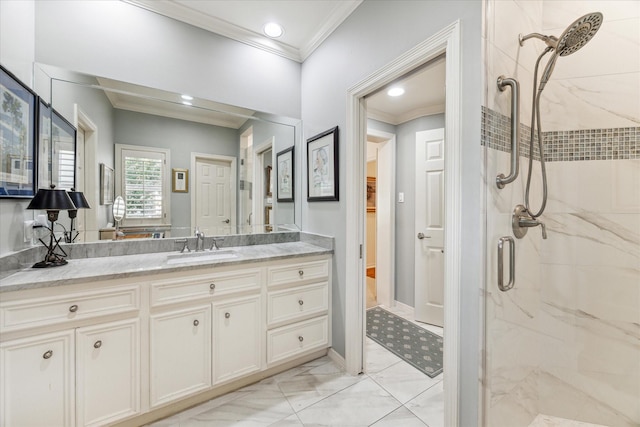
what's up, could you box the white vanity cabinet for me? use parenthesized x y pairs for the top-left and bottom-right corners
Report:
(0, 330), (75, 427)
(0, 251), (331, 427)
(150, 305), (212, 407)
(0, 283), (141, 427)
(212, 294), (262, 384)
(266, 257), (331, 365)
(76, 319), (140, 427)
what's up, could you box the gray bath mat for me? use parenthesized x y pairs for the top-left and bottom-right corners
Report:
(366, 306), (443, 378)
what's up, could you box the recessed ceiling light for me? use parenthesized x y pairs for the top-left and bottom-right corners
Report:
(263, 22), (284, 38)
(181, 94), (193, 101)
(182, 101), (192, 106)
(387, 87), (405, 97)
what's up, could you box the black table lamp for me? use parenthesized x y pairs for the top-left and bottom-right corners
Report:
(66, 188), (91, 243)
(26, 185), (76, 268)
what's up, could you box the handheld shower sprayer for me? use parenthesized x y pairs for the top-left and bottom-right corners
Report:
(511, 12), (603, 240)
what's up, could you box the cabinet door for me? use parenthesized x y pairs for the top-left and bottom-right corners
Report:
(150, 305), (211, 407)
(213, 295), (262, 384)
(76, 318), (140, 427)
(0, 330), (75, 427)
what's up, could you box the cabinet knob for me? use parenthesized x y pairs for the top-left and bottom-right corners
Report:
(298, 336), (304, 342)
(93, 340), (102, 349)
(43, 350), (53, 359)
(298, 299), (304, 306)
(193, 319), (199, 326)
(69, 304), (78, 313)
(225, 312), (231, 319)
(210, 283), (216, 290)
(298, 270), (304, 277)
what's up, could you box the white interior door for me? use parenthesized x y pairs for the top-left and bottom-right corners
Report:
(414, 128), (445, 327)
(195, 157), (233, 235)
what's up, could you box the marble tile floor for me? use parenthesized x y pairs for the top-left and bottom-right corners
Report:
(527, 414), (609, 427)
(149, 304), (444, 427)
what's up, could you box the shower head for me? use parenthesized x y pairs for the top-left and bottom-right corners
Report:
(520, 12), (603, 91)
(556, 12), (603, 57)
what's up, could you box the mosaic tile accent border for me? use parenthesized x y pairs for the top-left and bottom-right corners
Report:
(481, 106), (640, 161)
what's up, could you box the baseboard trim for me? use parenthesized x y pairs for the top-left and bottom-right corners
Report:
(393, 300), (413, 312)
(327, 347), (346, 371)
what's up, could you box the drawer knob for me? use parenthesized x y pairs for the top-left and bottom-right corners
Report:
(298, 336), (304, 342)
(93, 340), (102, 349)
(298, 270), (304, 277)
(69, 304), (78, 313)
(210, 283), (216, 290)
(225, 312), (231, 319)
(298, 299), (304, 306)
(193, 319), (199, 326)
(43, 350), (53, 359)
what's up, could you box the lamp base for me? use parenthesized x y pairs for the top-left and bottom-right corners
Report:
(32, 259), (68, 268)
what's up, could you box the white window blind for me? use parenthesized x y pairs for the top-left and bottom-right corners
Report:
(116, 145), (169, 225)
(57, 149), (75, 190)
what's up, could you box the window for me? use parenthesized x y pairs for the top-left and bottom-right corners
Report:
(115, 144), (171, 226)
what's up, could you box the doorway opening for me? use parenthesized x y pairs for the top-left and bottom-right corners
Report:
(74, 106), (98, 243)
(252, 137), (274, 232)
(345, 21), (462, 426)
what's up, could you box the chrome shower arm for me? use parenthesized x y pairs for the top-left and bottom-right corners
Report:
(519, 32), (559, 48)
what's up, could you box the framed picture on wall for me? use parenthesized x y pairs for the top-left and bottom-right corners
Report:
(307, 126), (338, 201)
(100, 163), (114, 205)
(276, 146), (294, 202)
(0, 65), (37, 198)
(367, 177), (376, 212)
(172, 168), (189, 193)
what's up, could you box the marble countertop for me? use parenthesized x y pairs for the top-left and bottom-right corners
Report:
(0, 242), (332, 293)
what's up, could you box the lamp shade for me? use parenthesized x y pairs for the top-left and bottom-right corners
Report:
(68, 189), (91, 209)
(26, 185), (76, 211)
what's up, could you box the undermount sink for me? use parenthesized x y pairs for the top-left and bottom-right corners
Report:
(166, 250), (238, 265)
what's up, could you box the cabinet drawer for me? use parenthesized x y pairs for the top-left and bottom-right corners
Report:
(0, 286), (140, 333)
(267, 316), (328, 365)
(267, 282), (328, 326)
(151, 269), (261, 307)
(267, 259), (329, 288)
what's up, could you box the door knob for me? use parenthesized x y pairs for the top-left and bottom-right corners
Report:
(222, 219), (230, 224)
(417, 232), (431, 239)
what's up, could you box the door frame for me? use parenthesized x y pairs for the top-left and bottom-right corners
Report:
(366, 128), (396, 308)
(73, 105), (98, 242)
(190, 153), (237, 232)
(252, 137), (274, 228)
(344, 20), (462, 426)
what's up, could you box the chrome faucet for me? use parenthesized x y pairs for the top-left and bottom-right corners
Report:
(512, 204), (547, 239)
(194, 226), (205, 251)
(210, 237), (225, 251)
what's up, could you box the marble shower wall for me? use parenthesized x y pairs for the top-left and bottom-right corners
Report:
(483, 1), (640, 426)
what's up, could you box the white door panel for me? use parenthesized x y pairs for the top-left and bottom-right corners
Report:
(415, 128), (445, 327)
(196, 158), (232, 235)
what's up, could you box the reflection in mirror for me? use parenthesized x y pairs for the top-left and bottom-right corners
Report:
(112, 195), (125, 239)
(38, 64), (301, 243)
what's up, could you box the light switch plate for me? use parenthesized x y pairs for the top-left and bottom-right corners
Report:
(398, 192), (405, 203)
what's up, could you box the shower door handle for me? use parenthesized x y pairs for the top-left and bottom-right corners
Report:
(497, 236), (515, 291)
(496, 76), (520, 189)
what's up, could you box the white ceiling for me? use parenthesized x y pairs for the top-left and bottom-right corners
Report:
(117, 0), (446, 125)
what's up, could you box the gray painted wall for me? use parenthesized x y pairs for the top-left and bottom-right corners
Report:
(33, 1), (301, 119)
(300, 1), (482, 423)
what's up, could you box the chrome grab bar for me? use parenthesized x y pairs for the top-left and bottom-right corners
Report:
(497, 236), (515, 291)
(496, 76), (520, 189)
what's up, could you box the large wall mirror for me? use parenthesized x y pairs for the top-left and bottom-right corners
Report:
(35, 64), (302, 243)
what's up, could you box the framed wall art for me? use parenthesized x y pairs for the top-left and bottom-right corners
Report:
(172, 168), (189, 193)
(307, 126), (338, 201)
(1, 65), (37, 198)
(367, 177), (376, 212)
(276, 146), (294, 202)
